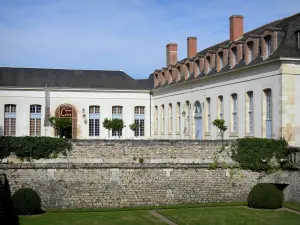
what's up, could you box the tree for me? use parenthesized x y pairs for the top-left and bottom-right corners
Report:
(129, 122), (139, 138)
(103, 118), (112, 138)
(103, 118), (125, 138)
(49, 117), (72, 138)
(212, 119), (228, 152)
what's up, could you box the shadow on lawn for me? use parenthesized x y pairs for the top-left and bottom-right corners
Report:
(0, 173), (19, 225)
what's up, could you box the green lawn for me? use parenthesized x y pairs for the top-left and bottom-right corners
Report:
(160, 207), (300, 225)
(19, 205), (300, 225)
(19, 211), (167, 225)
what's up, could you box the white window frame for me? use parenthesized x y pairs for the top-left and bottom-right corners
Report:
(176, 103), (180, 134)
(161, 105), (165, 134)
(265, 36), (271, 58)
(206, 98), (211, 133)
(112, 106), (123, 137)
(218, 96), (224, 119)
(89, 105), (100, 137)
(134, 106), (145, 137)
(232, 94), (238, 132)
(30, 105), (42, 136)
(247, 92), (253, 134)
(4, 104), (16, 136)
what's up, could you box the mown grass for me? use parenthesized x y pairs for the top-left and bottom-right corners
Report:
(159, 207), (300, 225)
(283, 202), (300, 212)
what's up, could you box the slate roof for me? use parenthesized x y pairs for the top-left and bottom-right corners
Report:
(154, 13), (300, 89)
(0, 67), (152, 90)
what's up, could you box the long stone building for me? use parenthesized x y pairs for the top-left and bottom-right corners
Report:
(1, 13), (300, 145)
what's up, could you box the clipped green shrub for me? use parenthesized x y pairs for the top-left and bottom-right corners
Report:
(231, 138), (288, 171)
(247, 183), (283, 209)
(12, 188), (42, 215)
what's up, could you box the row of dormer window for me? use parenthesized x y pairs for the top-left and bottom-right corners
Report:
(154, 32), (276, 87)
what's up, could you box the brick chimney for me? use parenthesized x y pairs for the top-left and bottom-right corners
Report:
(187, 37), (197, 58)
(230, 15), (244, 41)
(166, 43), (178, 67)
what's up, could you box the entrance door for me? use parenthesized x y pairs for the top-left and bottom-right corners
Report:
(194, 101), (202, 140)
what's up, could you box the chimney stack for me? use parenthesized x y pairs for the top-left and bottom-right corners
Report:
(166, 43), (178, 67)
(187, 37), (197, 58)
(230, 15), (244, 41)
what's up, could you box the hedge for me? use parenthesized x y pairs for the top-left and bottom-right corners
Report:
(0, 136), (72, 160)
(231, 138), (289, 171)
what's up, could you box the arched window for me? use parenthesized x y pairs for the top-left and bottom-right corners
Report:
(231, 94), (238, 133)
(168, 104), (172, 133)
(195, 60), (200, 76)
(4, 104), (16, 136)
(161, 105), (165, 134)
(218, 96), (224, 119)
(134, 106), (145, 137)
(154, 106), (158, 134)
(176, 102), (181, 134)
(184, 101), (190, 133)
(89, 105), (100, 136)
(30, 104), (42, 136)
(264, 89), (272, 138)
(112, 106), (123, 137)
(206, 98), (211, 133)
(246, 92), (253, 134)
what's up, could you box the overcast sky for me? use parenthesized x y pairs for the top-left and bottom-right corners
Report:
(0, 0), (299, 78)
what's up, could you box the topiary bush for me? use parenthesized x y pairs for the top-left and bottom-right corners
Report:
(247, 183), (283, 209)
(12, 188), (42, 215)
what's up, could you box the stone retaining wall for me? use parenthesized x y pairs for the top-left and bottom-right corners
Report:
(1, 163), (299, 208)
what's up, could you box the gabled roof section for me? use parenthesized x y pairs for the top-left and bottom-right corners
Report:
(0, 67), (153, 90)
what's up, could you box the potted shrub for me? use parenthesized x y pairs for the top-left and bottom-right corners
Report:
(129, 122), (139, 138)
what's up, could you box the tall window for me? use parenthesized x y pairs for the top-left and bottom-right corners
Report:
(247, 92), (253, 134)
(30, 105), (41, 136)
(4, 104), (16, 136)
(185, 101), (190, 133)
(112, 106), (123, 137)
(206, 98), (211, 132)
(161, 105), (165, 133)
(265, 36), (271, 58)
(219, 52), (224, 69)
(154, 106), (158, 133)
(134, 106), (145, 137)
(89, 105), (100, 136)
(168, 104), (172, 133)
(232, 47), (237, 66)
(218, 96), (224, 119)
(247, 42), (253, 62)
(176, 102), (180, 133)
(265, 89), (272, 138)
(232, 94), (238, 132)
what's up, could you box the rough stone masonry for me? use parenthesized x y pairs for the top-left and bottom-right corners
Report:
(1, 140), (300, 208)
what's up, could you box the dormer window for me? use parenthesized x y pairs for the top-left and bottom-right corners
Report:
(247, 42), (253, 62)
(177, 66), (181, 81)
(265, 35), (272, 58)
(218, 52), (224, 69)
(195, 60), (200, 75)
(186, 63), (190, 78)
(206, 56), (211, 73)
(297, 31), (300, 48)
(232, 47), (237, 67)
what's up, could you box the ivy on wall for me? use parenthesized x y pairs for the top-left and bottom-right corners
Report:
(231, 138), (290, 171)
(0, 136), (72, 161)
